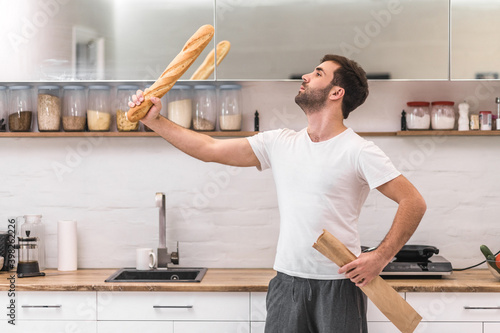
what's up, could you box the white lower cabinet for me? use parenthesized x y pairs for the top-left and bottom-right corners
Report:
(0, 291), (97, 333)
(484, 322), (500, 333)
(174, 321), (250, 333)
(98, 321), (174, 333)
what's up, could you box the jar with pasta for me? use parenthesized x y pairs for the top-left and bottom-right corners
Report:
(116, 85), (139, 132)
(37, 85), (61, 132)
(62, 85), (87, 132)
(87, 85), (111, 131)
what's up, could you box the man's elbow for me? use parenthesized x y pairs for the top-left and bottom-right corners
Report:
(414, 193), (427, 219)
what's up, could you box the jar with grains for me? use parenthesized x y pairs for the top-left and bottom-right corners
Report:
(406, 101), (430, 130)
(167, 85), (192, 128)
(0, 86), (6, 132)
(87, 85), (111, 131)
(431, 101), (455, 130)
(115, 85), (139, 132)
(62, 86), (87, 132)
(219, 84), (242, 131)
(193, 85), (216, 131)
(9, 85), (33, 132)
(37, 85), (61, 132)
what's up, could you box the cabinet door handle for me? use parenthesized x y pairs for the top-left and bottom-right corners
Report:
(464, 306), (500, 310)
(153, 305), (193, 309)
(22, 305), (62, 308)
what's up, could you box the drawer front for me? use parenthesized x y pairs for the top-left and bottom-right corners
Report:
(174, 321), (250, 333)
(0, 320), (97, 333)
(407, 292), (500, 322)
(97, 291), (249, 321)
(17, 291), (97, 320)
(366, 293), (405, 322)
(251, 322), (265, 333)
(97, 321), (173, 333)
(484, 322), (500, 333)
(369, 321), (481, 333)
(251, 292), (267, 321)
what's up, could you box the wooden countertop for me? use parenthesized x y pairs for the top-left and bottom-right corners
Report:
(0, 268), (499, 292)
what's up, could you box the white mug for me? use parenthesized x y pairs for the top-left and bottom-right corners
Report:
(136, 248), (156, 270)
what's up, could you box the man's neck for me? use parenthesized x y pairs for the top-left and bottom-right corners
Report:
(305, 108), (347, 142)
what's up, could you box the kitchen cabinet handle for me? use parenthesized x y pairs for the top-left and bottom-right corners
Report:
(464, 306), (500, 310)
(153, 305), (193, 309)
(22, 305), (62, 308)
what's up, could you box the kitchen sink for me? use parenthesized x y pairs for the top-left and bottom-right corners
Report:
(105, 267), (207, 283)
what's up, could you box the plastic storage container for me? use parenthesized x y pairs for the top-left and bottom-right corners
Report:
(9, 85), (33, 132)
(406, 101), (430, 130)
(167, 85), (192, 128)
(0, 86), (6, 131)
(193, 85), (216, 131)
(219, 84), (242, 131)
(62, 86), (87, 132)
(431, 101), (455, 130)
(87, 85), (111, 131)
(37, 85), (61, 132)
(116, 85), (139, 132)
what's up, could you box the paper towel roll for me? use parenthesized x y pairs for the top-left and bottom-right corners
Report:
(58, 220), (77, 271)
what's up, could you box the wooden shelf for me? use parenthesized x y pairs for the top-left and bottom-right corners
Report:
(397, 130), (500, 136)
(0, 131), (259, 138)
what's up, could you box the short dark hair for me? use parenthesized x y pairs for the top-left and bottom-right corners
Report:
(320, 54), (369, 119)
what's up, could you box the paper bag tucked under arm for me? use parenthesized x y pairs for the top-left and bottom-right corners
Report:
(313, 229), (422, 333)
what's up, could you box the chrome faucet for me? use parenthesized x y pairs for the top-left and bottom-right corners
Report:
(155, 192), (179, 268)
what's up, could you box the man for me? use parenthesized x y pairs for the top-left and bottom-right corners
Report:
(130, 54), (426, 332)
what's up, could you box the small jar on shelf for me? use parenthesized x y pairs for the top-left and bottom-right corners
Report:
(37, 85), (61, 132)
(0, 86), (7, 131)
(87, 85), (111, 132)
(9, 85), (34, 132)
(62, 86), (87, 132)
(431, 101), (455, 130)
(405, 101), (430, 130)
(166, 85), (192, 128)
(219, 84), (242, 131)
(193, 85), (216, 131)
(115, 85), (140, 132)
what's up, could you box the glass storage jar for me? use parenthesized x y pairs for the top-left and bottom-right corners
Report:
(219, 84), (242, 131)
(37, 85), (61, 132)
(431, 101), (455, 130)
(479, 111), (492, 131)
(167, 85), (192, 128)
(87, 85), (111, 131)
(9, 85), (33, 132)
(115, 85), (139, 132)
(405, 101), (430, 130)
(193, 85), (216, 131)
(0, 86), (6, 131)
(62, 86), (87, 131)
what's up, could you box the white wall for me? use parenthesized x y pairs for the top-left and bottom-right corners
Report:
(1, 79), (500, 271)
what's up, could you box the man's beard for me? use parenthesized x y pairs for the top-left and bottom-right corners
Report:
(295, 83), (333, 114)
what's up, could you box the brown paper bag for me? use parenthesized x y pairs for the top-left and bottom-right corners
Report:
(313, 229), (422, 333)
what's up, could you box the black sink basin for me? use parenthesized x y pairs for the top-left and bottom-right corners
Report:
(105, 267), (207, 283)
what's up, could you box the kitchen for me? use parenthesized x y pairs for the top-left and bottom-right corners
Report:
(1, 0), (500, 332)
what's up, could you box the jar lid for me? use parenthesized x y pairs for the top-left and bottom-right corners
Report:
(171, 85), (191, 90)
(194, 85), (216, 90)
(431, 101), (454, 106)
(89, 85), (110, 90)
(9, 85), (32, 90)
(38, 85), (60, 90)
(64, 85), (85, 90)
(220, 84), (241, 90)
(407, 101), (430, 107)
(0, 86), (7, 90)
(117, 85), (139, 90)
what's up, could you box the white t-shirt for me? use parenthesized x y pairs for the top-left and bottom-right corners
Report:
(246, 127), (401, 280)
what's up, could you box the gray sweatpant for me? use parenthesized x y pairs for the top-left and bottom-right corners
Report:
(265, 272), (368, 333)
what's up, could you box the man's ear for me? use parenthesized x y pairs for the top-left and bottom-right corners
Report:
(329, 87), (344, 101)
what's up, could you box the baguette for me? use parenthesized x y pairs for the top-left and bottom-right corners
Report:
(126, 24), (215, 122)
(190, 40), (231, 80)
